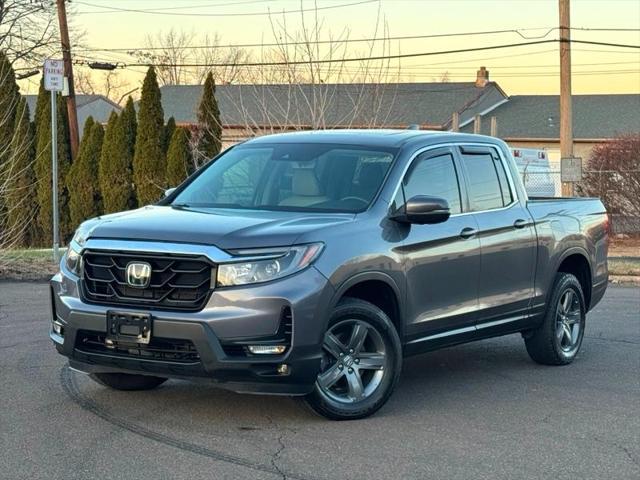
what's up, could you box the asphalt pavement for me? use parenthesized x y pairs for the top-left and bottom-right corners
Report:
(1, 282), (638, 480)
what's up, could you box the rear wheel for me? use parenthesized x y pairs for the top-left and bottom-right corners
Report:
(304, 298), (402, 420)
(524, 272), (586, 365)
(89, 372), (167, 391)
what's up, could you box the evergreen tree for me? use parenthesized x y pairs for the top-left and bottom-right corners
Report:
(133, 66), (165, 205)
(67, 117), (104, 225)
(163, 116), (176, 154)
(165, 127), (191, 187)
(119, 97), (137, 208)
(0, 50), (20, 169)
(35, 86), (72, 246)
(0, 50), (21, 223)
(5, 98), (37, 247)
(99, 111), (133, 214)
(196, 72), (222, 162)
(121, 96), (137, 156)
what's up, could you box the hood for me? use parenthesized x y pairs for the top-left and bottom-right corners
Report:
(85, 206), (355, 250)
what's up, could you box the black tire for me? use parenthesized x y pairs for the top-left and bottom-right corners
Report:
(524, 272), (586, 365)
(89, 372), (167, 391)
(304, 298), (402, 420)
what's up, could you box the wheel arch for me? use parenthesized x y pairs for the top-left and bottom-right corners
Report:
(329, 272), (404, 339)
(554, 248), (593, 310)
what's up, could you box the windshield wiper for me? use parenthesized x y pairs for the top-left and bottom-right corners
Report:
(170, 202), (191, 209)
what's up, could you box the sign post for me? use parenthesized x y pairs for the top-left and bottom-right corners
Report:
(44, 59), (64, 263)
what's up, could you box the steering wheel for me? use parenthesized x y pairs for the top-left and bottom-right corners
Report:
(340, 196), (369, 206)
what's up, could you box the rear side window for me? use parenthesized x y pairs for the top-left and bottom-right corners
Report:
(403, 151), (462, 214)
(460, 151), (513, 211)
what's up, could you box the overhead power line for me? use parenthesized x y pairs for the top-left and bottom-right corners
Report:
(75, 0), (378, 16)
(75, 26), (640, 53)
(76, 39), (637, 69)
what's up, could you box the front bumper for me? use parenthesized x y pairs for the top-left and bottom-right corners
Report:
(50, 264), (334, 395)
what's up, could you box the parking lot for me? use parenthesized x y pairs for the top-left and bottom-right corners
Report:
(1, 282), (638, 480)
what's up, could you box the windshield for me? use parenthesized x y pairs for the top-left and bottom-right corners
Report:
(172, 143), (397, 213)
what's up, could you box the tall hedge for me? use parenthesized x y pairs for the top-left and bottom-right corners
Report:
(165, 127), (191, 187)
(67, 117), (104, 225)
(5, 97), (36, 247)
(119, 97), (137, 208)
(0, 51), (21, 221)
(164, 116), (176, 155)
(196, 72), (222, 162)
(0, 50), (20, 170)
(99, 111), (131, 214)
(35, 85), (72, 246)
(133, 66), (165, 205)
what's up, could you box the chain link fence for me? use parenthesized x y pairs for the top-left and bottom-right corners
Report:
(520, 169), (640, 234)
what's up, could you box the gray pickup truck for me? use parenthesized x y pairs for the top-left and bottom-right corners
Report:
(50, 130), (609, 420)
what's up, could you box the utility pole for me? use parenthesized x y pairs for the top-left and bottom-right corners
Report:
(56, 0), (79, 161)
(559, 0), (574, 196)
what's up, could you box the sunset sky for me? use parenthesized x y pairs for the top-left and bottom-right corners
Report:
(27, 0), (640, 96)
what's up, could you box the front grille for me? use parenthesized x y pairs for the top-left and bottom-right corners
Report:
(75, 330), (201, 364)
(81, 250), (213, 311)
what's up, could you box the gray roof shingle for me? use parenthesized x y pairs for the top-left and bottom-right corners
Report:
(462, 94), (640, 139)
(158, 82), (505, 128)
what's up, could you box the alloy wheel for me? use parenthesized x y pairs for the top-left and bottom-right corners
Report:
(555, 288), (583, 352)
(317, 319), (388, 404)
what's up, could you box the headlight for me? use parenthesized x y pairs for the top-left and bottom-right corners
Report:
(65, 245), (82, 276)
(217, 243), (323, 287)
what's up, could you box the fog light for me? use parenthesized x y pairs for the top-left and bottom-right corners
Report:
(277, 364), (290, 375)
(52, 320), (64, 336)
(247, 345), (287, 355)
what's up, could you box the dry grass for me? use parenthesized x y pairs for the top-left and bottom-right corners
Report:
(0, 249), (62, 281)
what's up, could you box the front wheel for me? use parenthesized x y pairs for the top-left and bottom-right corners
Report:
(304, 298), (402, 420)
(524, 272), (586, 365)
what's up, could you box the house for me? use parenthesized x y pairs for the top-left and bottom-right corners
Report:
(24, 94), (122, 138)
(157, 67), (639, 159)
(460, 94), (640, 162)
(157, 67), (508, 148)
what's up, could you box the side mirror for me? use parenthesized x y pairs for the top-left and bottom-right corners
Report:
(164, 187), (176, 198)
(391, 195), (450, 225)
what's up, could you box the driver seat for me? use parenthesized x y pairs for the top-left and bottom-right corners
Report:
(279, 169), (328, 207)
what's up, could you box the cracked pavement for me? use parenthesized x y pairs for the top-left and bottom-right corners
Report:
(0, 282), (638, 479)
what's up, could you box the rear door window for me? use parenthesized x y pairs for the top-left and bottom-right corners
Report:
(459, 150), (513, 211)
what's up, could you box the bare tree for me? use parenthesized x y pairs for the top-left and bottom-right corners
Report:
(0, 0), (58, 66)
(134, 28), (250, 86)
(219, 1), (401, 139)
(75, 68), (130, 103)
(578, 134), (640, 232)
(0, 1), (61, 263)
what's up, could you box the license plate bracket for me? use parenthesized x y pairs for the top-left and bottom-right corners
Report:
(106, 311), (152, 344)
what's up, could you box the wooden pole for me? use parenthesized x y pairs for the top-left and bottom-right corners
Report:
(490, 116), (497, 137)
(451, 112), (459, 132)
(473, 115), (481, 134)
(559, 0), (574, 196)
(56, 0), (79, 161)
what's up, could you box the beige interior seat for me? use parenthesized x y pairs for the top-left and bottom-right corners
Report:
(279, 169), (328, 207)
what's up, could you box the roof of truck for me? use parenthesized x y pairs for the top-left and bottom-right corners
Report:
(241, 129), (502, 149)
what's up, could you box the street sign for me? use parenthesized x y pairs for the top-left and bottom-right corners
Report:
(561, 157), (583, 182)
(43, 59), (64, 92)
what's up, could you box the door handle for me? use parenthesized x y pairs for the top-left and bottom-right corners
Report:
(460, 227), (478, 239)
(513, 219), (528, 229)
